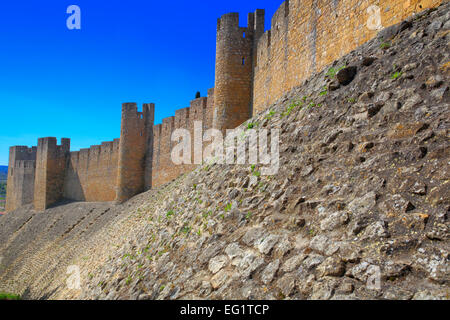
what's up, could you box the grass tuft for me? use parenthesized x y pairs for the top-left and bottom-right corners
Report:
(0, 292), (21, 300)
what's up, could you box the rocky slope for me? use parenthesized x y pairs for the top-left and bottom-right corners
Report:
(0, 3), (449, 300)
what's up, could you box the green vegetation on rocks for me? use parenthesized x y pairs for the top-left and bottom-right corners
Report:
(0, 292), (21, 300)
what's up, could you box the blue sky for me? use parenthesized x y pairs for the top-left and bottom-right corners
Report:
(0, 0), (281, 165)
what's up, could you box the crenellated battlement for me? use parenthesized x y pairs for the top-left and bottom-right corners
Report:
(9, 146), (37, 161)
(153, 124), (162, 137)
(122, 102), (139, 114)
(14, 160), (36, 169)
(217, 12), (239, 32)
(6, 0), (444, 213)
(252, 0), (444, 114)
(271, 0), (289, 31)
(174, 107), (190, 129)
(217, 10), (265, 39)
(162, 116), (175, 132)
(36, 137), (70, 157)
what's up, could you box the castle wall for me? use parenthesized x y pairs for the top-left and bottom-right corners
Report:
(174, 106), (192, 177)
(6, 146), (37, 212)
(206, 88), (215, 128)
(6, 1), (445, 212)
(152, 116), (175, 188)
(151, 91), (215, 188)
(63, 139), (120, 202)
(5, 93), (215, 210)
(151, 124), (162, 188)
(253, 0), (444, 114)
(189, 97), (206, 170)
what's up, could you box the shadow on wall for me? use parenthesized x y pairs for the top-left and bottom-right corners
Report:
(63, 161), (86, 202)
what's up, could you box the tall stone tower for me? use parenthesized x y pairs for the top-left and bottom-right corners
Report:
(34, 138), (70, 211)
(213, 9), (265, 132)
(116, 103), (155, 203)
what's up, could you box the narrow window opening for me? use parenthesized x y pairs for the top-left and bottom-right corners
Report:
(243, 31), (246, 38)
(242, 57), (245, 65)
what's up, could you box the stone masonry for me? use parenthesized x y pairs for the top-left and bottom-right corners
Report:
(5, 0), (444, 212)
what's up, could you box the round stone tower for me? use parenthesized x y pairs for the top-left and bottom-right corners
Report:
(213, 10), (265, 132)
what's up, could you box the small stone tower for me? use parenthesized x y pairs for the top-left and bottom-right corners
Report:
(116, 103), (155, 203)
(213, 9), (265, 132)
